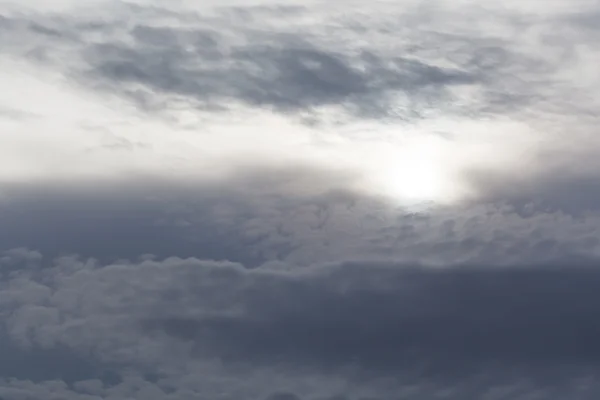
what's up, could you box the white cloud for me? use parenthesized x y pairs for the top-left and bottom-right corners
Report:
(1, 0), (599, 206)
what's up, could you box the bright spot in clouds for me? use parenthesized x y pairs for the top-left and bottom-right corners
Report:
(0, 53), (461, 202)
(0, 56), (537, 205)
(0, 0), (583, 208)
(371, 137), (451, 204)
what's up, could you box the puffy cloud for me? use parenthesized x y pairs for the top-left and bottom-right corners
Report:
(2, 252), (600, 398)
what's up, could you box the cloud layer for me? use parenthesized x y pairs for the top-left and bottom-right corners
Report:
(1, 0), (600, 204)
(2, 0), (600, 399)
(3, 253), (600, 399)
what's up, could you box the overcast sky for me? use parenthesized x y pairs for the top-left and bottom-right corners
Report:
(1, 0), (600, 399)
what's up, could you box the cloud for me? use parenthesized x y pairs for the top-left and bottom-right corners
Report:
(146, 262), (600, 371)
(3, 252), (600, 398)
(2, 0), (600, 208)
(2, 0), (600, 398)
(0, 337), (108, 384)
(0, 0), (581, 123)
(2, 173), (600, 267)
(465, 165), (600, 214)
(82, 26), (477, 120)
(265, 393), (302, 400)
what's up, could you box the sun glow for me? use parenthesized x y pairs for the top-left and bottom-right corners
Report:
(379, 155), (446, 202)
(0, 57), (538, 209)
(364, 136), (460, 206)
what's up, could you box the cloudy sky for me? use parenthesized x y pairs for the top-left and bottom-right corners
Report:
(1, 0), (600, 398)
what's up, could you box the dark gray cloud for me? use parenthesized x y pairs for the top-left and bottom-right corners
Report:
(265, 392), (302, 400)
(0, 168), (361, 266)
(0, 181), (255, 265)
(83, 34), (476, 120)
(0, 335), (108, 384)
(4, 249), (600, 398)
(2, 171), (600, 268)
(4, 169), (599, 397)
(144, 261), (600, 374)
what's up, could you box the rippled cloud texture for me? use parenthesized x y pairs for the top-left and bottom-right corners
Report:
(2, 0), (600, 399)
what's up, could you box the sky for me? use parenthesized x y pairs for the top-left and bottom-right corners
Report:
(1, 0), (600, 399)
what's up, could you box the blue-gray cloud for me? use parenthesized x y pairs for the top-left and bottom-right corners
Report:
(4, 251), (600, 399)
(2, 173), (600, 267)
(145, 261), (600, 373)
